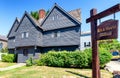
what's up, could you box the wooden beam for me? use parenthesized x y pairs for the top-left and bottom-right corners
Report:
(90, 9), (101, 78)
(86, 4), (120, 23)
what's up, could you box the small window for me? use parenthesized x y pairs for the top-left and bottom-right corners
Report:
(88, 42), (91, 46)
(54, 32), (57, 37)
(51, 31), (60, 38)
(57, 31), (60, 37)
(22, 32), (28, 38)
(23, 49), (28, 56)
(84, 42), (91, 47)
(26, 32), (29, 38)
(52, 15), (59, 20)
(84, 42), (86, 47)
(22, 33), (24, 38)
(52, 16), (55, 20)
(0, 42), (3, 50)
(56, 15), (59, 19)
(51, 33), (54, 38)
(13, 39), (15, 42)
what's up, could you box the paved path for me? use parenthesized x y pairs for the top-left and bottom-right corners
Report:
(105, 61), (120, 73)
(0, 63), (26, 71)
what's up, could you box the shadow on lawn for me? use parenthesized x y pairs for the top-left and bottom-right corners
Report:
(66, 70), (90, 78)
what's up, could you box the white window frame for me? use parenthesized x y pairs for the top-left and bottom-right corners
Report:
(22, 32), (29, 38)
(51, 31), (60, 38)
(52, 16), (55, 20)
(51, 33), (54, 38)
(22, 33), (24, 38)
(57, 31), (60, 37)
(26, 32), (29, 38)
(13, 39), (15, 42)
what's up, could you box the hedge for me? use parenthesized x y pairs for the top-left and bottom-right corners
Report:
(84, 48), (112, 68)
(37, 48), (112, 68)
(1, 54), (15, 63)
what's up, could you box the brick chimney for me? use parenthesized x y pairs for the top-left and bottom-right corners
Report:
(38, 9), (45, 23)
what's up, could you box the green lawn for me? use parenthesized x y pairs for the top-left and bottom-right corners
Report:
(0, 62), (16, 68)
(0, 66), (112, 78)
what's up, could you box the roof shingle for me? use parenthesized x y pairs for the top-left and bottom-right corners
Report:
(68, 9), (81, 22)
(0, 35), (8, 41)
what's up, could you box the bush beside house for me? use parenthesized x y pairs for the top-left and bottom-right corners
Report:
(0, 47), (112, 68)
(36, 48), (112, 68)
(1, 54), (16, 63)
(37, 50), (89, 68)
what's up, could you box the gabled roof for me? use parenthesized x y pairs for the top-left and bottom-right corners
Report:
(0, 35), (8, 41)
(40, 3), (81, 27)
(68, 9), (81, 22)
(7, 17), (20, 38)
(15, 11), (42, 32)
(9, 3), (81, 34)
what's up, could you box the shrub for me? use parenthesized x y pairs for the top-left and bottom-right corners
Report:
(84, 49), (92, 68)
(84, 48), (112, 68)
(35, 59), (44, 66)
(1, 54), (15, 63)
(74, 51), (89, 68)
(37, 50), (89, 68)
(99, 48), (112, 68)
(37, 48), (112, 68)
(26, 57), (34, 66)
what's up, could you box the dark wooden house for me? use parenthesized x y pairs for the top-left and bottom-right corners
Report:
(7, 4), (81, 62)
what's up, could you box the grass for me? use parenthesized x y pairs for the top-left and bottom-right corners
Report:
(0, 66), (113, 78)
(0, 62), (16, 68)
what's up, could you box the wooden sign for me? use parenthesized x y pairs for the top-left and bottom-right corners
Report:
(97, 19), (118, 40)
(86, 4), (120, 78)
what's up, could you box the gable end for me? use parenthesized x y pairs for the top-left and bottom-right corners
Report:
(41, 4), (81, 27)
(7, 18), (20, 38)
(15, 11), (42, 32)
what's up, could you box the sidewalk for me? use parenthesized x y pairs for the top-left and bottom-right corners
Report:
(105, 61), (120, 73)
(0, 63), (26, 71)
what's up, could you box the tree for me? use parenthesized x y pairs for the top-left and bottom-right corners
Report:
(99, 39), (120, 51)
(30, 11), (39, 20)
(46, 10), (49, 16)
(1, 47), (9, 53)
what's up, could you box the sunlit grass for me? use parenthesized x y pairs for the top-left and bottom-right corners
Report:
(0, 62), (16, 68)
(0, 66), (112, 78)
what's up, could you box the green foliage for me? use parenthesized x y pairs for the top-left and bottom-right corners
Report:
(0, 47), (9, 53)
(31, 11), (39, 20)
(84, 49), (92, 67)
(99, 39), (120, 51)
(74, 51), (89, 68)
(46, 10), (49, 16)
(37, 50), (89, 68)
(99, 48), (112, 68)
(35, 59), (44, 66)
(26, 57), (34, 66)
(37, 48), (112, 68)
(2, 54), (15, 63)
(84, 48), (112, 68)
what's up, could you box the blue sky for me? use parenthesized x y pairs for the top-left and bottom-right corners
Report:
(0, 0), (120, 40)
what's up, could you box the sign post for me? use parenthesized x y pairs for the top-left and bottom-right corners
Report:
(90, 9), (100, 78)
(86, 4), (120, 78)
